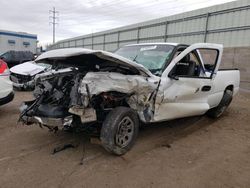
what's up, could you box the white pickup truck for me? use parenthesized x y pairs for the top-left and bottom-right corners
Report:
(19, 43), (240, 155)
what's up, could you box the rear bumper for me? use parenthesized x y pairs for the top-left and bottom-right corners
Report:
(0, 92), (14, 106)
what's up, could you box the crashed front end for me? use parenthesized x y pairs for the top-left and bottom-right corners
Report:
(19, 49), (159, 130)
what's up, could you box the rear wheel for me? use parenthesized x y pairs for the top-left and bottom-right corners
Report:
(207, 90), (233, 118)
(100, 107), (139, 155)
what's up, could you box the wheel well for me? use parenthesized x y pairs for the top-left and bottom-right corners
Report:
(225, 85), (234, 92)
(91, 92), (131, 122)
(91, 91), (130, 110)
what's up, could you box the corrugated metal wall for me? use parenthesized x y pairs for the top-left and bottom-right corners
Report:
(49, 0), (250, 52)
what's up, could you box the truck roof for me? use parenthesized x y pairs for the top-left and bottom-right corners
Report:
(125, 42), (179, 47)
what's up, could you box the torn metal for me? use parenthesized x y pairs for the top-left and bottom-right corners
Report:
(79, 72), (159, 121)
(19, 49), (160, 129)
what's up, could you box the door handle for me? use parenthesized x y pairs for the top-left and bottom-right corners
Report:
(201, 85), (211, 92)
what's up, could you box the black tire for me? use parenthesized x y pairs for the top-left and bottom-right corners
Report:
(207, 90), (233, 118)
(100, 107), (139, 155)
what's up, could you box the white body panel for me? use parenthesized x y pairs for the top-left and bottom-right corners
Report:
(36, 48), (153, 77)
(154, 43), (239, 122)
(154, 70), (240, 122)
(10, 61), (45, 76)
(0, 74), (13, 99)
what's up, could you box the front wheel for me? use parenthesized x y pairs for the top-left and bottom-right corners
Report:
(100, 107), (139, 155)
(207, 90), (233, 118)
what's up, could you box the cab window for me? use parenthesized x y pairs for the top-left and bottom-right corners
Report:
(170, 48), (218, 78)
(170, 50), (205, 78)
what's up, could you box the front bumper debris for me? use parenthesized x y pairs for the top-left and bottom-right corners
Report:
(69, 106), (97, 123)
(20, 115), (73, 129)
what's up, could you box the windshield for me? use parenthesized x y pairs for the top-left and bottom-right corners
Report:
(37, 63), (51, 69)
(115, 44), (174, 75)
(32, 61), (52, 69)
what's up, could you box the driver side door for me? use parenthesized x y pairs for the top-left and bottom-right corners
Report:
(153, 43), (223, 122)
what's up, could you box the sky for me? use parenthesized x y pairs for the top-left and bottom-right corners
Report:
(0, 0), (235, 47)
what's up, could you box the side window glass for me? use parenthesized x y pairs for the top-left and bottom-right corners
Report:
(171, 51), (204, 78)
(197, 49), (218, 76)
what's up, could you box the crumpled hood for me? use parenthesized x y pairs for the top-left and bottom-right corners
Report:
(10, 61), (45, 76)
(36, 48), (153, 76)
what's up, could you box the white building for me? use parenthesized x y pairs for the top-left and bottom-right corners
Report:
(0, 30), (37, 54)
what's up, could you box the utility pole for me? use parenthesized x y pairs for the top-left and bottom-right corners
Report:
(49, 7), (59, 44)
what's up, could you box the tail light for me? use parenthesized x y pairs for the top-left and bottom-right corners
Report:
(0, 59), (9, 76)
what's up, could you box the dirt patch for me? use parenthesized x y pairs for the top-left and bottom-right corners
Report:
(0, 91), (249, 188)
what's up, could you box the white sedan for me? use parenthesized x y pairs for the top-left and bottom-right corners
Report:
(10, 61), (51, 90)
(0, 59), (14, 106)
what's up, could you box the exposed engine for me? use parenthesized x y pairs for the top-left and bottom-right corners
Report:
(19, 67), (137, 130)
(19, 51), (158, 130)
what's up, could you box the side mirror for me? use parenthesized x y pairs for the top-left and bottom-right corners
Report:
(168, 73), (179, 80)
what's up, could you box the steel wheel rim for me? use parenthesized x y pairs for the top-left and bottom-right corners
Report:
(115, 116), (134, 147)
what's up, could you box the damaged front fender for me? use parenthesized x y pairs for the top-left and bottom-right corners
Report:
(79, 72), (159, 122)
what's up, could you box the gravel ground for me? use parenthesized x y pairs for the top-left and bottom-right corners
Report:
(0, 91), (249, 188)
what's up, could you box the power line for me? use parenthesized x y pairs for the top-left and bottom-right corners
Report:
(49, 7), (59, 44)
(59, 0), (176, 19)
(58, 0), (209, 27)
(49, 0), (233, 40)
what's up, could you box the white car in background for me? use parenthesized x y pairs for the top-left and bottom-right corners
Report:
(0, 59), (14, 106)
(10, 61), (51, 90)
